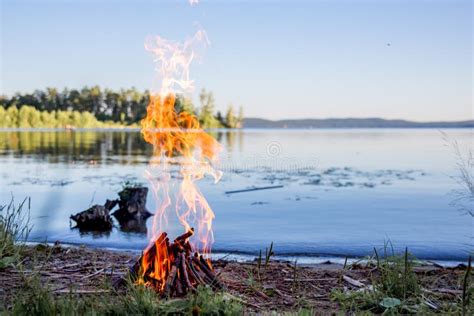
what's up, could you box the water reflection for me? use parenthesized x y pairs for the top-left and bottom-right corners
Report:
(116, 217), (148, 234)
(0, 130), (152, 164)
(0, 129), (244, 164)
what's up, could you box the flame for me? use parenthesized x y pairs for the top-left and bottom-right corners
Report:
(137, 29), (221, 291)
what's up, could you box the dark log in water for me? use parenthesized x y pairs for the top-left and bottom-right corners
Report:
(70, 202), (114, 231)
(113, 187), (152, 222)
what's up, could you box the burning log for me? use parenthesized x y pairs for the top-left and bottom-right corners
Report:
(131, 228), (222, 297)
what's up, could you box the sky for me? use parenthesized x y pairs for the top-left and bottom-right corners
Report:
(1, 0), (472, 121)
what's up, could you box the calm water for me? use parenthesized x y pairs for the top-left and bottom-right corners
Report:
(0, 129), (472, 262)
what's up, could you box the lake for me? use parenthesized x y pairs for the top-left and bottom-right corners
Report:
(0, 129), (471, 263)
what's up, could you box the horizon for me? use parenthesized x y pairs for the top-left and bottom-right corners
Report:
(243, 116), (474, 123)
(1, 0), (472, 121)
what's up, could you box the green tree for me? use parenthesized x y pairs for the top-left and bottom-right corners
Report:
(80, 112), (98, 128)
(237, 106), (244, 128)
(198, 89), (221, 128)
(71, 111), (82, 127)
(40, 111), (56, 127)
(216, 111), (225, 127)
(56, 111), (70, 127)
(28, 107), (42, 128)
(174, 94), (195, 115)
(6, 105), (19, 127)
(225, 104), (237, 128)
(0, 106), (6, 127)
(46, 87), (59, 111)
(18, 106), (33, 128)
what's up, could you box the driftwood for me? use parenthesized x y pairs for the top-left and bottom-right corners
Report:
(71, 186), (152, 233)
(225, 185), (284, 195)
(342, 275), (365, 287)
(113, 187), (152, 222)
(70, 203), (114, 231)
(131, 229), (222, 297)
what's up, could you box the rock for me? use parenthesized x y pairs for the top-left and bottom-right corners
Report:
(70, 204), (113, 231)
(112, 187), (152, 222)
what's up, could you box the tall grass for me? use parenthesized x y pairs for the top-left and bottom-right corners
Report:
(0, 197), (31, 268)
(443, 132), (474, 217)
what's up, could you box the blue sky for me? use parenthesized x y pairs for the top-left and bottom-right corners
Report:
(1, 0), (472, 121)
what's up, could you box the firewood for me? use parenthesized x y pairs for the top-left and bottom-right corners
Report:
(129, 229), (221, 297)
(165, 265), (177, 297)
(193, 256), (222, 289)
(187, 260), (205, 284)
(175, 269), (184, 296)
(180, 253), (194, 291)
(132, 232), (167, 276)
(175, 228), (194, 242)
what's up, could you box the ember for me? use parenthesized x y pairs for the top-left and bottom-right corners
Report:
(132, 229), (222, 296)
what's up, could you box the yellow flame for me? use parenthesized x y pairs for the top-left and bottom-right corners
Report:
(138, 29), (221, 291)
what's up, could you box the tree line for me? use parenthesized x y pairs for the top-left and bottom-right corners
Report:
(0, 86), (243, 129)
(0, 105), (118, 128)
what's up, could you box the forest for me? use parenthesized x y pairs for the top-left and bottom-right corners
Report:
(0, 86), (243, 129)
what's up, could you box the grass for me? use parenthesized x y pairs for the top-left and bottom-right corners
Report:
(442, 132), (474, 217)
(0, 197), (242, 315)
(0, 197), (31, 269)
(331, 245), (473, 314)
(10, 276), (242, 316)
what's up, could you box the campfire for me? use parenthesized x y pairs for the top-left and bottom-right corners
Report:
(132, 31), (222, 297)
(132, 229), (222, 297)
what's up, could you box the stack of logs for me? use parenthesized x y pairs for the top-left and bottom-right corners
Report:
(132, 228), (222, 297)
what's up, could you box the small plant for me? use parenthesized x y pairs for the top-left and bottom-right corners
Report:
(187, 285), (242, 315)
(376, 247), (419, 300)
(255, 242), (275, 281)
(121, 180), (143, 190)
(264, 241), (274, 268)
(12, 276), (57, 316)
(245, 269), (263, 294)
(292, 259), (299, 293)
(462, 256), (472, 316)
(332, 246), (421, 314)
(0, 197), (31, 269)
(256, 249), (262, 280)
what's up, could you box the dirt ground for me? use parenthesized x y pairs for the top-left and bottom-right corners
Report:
(0, 243), (467, 313)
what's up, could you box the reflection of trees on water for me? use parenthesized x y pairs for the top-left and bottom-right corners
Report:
(0, 130), (244, 164)
(0, 131), (153, 164)
(215, 130), (242, 154)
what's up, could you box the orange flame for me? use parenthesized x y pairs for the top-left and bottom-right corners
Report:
(138, 29), (221, 290)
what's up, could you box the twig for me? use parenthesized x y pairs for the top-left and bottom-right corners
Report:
(342, 275), (365, 287)
(81, 267), (108, 279)
(225, 185), (284, 194)
(53, 289), (110, 294)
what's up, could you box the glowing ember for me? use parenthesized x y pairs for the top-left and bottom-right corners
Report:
(135, 29), (222, 295)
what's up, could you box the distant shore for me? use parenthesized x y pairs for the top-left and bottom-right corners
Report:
(243, 117), (474, 129)
(0, 125), (472, 132)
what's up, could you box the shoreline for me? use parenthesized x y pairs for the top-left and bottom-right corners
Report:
(1, 243), (468, 313)
(26, 241), (469, 268)
(1, 126), (473, 132)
